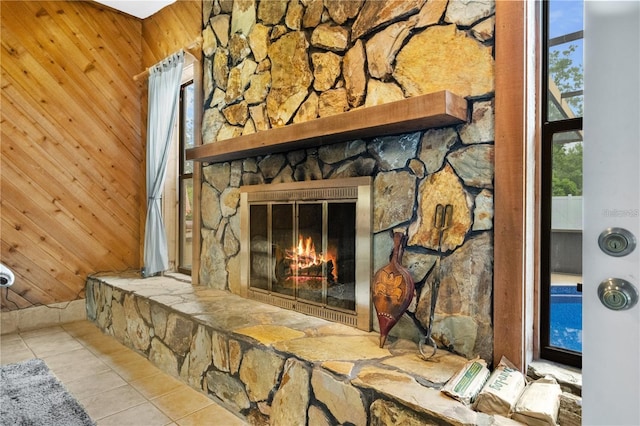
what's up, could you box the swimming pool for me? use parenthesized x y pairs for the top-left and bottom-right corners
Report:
(550, 285), (582, 352)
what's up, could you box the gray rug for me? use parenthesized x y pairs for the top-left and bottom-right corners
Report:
(1, 358), (95, 426)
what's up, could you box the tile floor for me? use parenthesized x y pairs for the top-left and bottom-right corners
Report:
(0, 321), (247, 426)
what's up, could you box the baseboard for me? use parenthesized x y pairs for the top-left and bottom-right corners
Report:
(1, 299), (87, 335)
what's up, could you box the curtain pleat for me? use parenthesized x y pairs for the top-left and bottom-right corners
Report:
(143, 51), (185, 277)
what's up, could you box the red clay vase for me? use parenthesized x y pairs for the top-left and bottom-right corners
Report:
(372, 232), (415, 348)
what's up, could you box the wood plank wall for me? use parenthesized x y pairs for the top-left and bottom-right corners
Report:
(141, 0), (202, 69)
(0, 0), (200, 311)
(1, 1), (142, 311)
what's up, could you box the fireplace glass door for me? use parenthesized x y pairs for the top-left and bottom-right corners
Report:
(240, 178), (371, 330)
(249, 201), (356, 311)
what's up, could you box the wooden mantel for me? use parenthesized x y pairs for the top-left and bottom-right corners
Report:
(187, 90), (468, 163)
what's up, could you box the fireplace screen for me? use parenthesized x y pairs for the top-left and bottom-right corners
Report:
(240, 178), (371, 330)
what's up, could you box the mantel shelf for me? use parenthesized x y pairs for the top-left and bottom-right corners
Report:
(186, 90), (467, 163)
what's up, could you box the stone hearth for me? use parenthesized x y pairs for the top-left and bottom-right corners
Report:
(85, 273), (520, 425)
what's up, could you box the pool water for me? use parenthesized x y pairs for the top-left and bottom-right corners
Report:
(550, 285), (582, 352)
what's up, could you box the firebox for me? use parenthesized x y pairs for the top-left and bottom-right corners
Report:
(239, 177), (372, 330)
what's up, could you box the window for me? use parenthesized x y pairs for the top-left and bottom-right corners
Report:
(163, 63), (195, 274)
(540, 0), (584, 367)
(178, 80), (195, 273)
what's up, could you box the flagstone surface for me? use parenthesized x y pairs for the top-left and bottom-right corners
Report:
(86, 273), (516, 425)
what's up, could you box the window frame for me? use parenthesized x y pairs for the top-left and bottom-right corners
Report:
(539, 0), (583, 368)
(178, 79), (194, 275)
(493, 0), (537, 371)
(161, 60), (198, 277)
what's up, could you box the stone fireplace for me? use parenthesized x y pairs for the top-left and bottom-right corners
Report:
(239, 177), (372, 330)
(198, 120), (494, 362)
(193, 0), (496, 364)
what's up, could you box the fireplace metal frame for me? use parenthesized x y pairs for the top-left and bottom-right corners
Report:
(239, 177), (372, 331)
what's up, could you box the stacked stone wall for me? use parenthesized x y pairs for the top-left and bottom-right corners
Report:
(199, 0), (496, 363)
(86, 276), (519, 425)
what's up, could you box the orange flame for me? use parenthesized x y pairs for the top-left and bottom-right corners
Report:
(286, 235), (337, 280)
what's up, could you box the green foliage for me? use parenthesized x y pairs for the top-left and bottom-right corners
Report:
(549, 43), (584, 196)
(552, 143), (583, 196)
(549, 44), (584, 117)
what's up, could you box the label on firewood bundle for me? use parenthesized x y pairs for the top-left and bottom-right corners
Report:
(441, 358), (490, 405)
(474, 356), (526, 417)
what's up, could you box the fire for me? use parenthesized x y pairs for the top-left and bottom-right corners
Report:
(285, 235), (337, 281)
(296, 236), (317, 265)
(289, 236), (322, 270)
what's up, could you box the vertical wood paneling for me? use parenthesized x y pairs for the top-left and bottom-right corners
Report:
(1, 1), (142, 310)
(1, 0), (201, 312)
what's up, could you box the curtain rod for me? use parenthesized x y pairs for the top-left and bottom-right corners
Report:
(133, 36), (202, 82)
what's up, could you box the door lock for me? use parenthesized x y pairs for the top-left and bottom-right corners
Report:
(598, 278), (639, 311)
(598, 227), (636, 257)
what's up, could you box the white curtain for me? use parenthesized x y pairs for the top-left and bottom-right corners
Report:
(143, 51), (185, 277)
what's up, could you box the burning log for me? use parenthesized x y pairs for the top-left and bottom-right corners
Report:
(275, 258), (334, 281)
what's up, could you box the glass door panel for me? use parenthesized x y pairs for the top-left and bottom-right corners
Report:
(548, 130), (583, 353)
(294, 203), (324, 304)
(249, 204), (270, 291)
(327, 202), (356, 310)
(272, 203), (295, 297)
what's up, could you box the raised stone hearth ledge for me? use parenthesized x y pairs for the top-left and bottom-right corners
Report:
(85, 273), (521, 425)
(187, 91), (467, 163)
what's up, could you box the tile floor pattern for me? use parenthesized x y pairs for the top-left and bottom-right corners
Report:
(0, 321), (247, 426)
